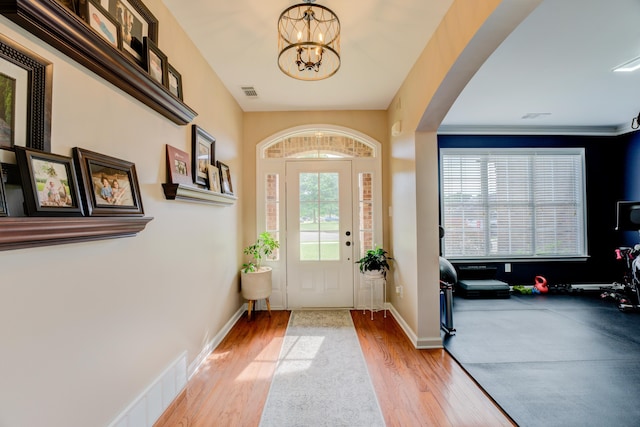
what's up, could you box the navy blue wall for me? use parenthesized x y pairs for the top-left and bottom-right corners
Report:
(622, 131), (640, 247)
(439, 134), (630, 286)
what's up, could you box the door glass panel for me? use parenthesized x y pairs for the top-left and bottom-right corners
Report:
(299, 172), (340, 261)
(320, 202), (339, 230)
(265, 173), (280, 260)
(320, 230), (340, 260)
(300, 230), (320, 260)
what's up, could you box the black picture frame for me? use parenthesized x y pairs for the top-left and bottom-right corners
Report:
(143, 36), (168, 86)
(15, 147), (83, 216)
(167, 63), (183, 100)
(100, 0), (158, 65)
(83, 0), (122, 50)
(217, 160), (234, 195)
(0, 171), (8, 216)
(73, 147), (144, 216)
(0, 33), (52, 153)
(192, 125), (215, 187)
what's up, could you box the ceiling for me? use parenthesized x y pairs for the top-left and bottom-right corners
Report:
(162, 0), (640, 135)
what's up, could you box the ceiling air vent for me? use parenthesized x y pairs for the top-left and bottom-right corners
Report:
(521, 112), (551, 119)
(241, 86), (259, 98)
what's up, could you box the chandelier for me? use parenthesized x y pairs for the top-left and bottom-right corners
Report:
(277, 0), (341, 81)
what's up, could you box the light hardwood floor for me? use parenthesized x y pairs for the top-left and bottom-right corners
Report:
(155, 310), (514, 427)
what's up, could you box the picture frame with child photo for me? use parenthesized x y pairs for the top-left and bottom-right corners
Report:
(72, 147), (144, 216)
(15, 147), (84, 217)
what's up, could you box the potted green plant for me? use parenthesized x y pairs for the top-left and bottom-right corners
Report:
(242, 231), (279, 273)
(356, 246), (393, 278)
(241, 232), (280, 320)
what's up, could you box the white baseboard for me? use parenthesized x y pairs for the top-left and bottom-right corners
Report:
(416, 336), (445, 349)
(109, 304), (247, 427)
(388, 304), (443, 349)
(108, 351), (188, 427)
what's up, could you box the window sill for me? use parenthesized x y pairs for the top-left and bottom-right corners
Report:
(447, 256), (590, 263)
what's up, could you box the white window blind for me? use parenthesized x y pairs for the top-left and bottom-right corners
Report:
(440, 148), (587, 260)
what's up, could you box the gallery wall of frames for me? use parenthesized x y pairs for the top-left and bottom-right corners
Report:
(0, 0), (236, 250)
(0, 0), (197, 124)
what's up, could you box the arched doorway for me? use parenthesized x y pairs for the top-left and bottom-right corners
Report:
(256, 125), (383, 309)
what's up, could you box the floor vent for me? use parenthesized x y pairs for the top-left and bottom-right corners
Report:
(241, 86), (258, 97)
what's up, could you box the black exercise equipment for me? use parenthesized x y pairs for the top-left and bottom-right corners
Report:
(455, 266), (510, 298)
(440, 256), (456, 335)
(601, 245), (640, 312)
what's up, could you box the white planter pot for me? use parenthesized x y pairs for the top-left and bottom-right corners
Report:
(363, 269), (384, 279)
(241, 266), (273, 300)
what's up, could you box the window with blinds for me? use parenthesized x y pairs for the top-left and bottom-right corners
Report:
(439, 148), (587, 260)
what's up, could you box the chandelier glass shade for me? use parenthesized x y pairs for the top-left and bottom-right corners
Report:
(277, 0), (340, 81)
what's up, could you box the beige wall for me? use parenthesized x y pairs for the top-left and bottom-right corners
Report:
(386, 0), (541, 346)
(0, 0), (244, 425)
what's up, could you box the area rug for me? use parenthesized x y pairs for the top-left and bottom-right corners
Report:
(444, 294), (640, 427)
(259, 310), (385, 427)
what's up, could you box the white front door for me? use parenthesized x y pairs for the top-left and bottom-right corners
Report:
(286, 161), (354, 308)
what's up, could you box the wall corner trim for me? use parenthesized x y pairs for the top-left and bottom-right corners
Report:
(388, 304), (444, 349)
(188, 304), (247, 378)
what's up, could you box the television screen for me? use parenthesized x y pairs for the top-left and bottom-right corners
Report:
(615, 201), (640, 231)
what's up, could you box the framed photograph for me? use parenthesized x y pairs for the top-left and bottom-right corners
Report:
(100, 0), (158, 64)
(0, 72), (16, 150)
(143, 37), (167, 86)
(166, 144), (192, 186)
(0, 171), (8, 216)
(217, 160), (234, 195)
(14, 147), (83, 216)
(207, 164), (221, 193)
(192, 125), (215, 187)
(167, 63), (183, 100)
(83, 0), (122, 50)
(73, 147), (144, 216)
(0, 34), (52, 160)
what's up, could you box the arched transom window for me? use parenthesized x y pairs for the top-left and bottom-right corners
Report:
(263, 131), (375, 159)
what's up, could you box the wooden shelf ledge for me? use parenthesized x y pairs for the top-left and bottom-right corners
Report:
(0, 0), (197, 125)
(0, 216), (153, 251)
(162, 183), (237, 205)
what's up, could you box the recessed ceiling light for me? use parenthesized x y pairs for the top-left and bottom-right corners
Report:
(613, 56), (640, 72)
